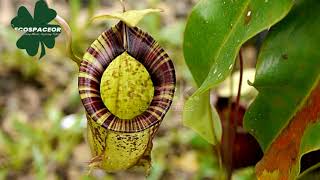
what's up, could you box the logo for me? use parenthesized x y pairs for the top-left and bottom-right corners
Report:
(11, 0), (61, 59)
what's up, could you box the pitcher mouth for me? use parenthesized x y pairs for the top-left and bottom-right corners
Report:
(78, 21), (176, 133)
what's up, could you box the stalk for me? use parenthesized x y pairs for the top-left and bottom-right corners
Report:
(225, 48), (244, 180)
(45, 0), (82, 66)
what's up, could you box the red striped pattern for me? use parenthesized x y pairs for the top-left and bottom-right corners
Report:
(78, 21), (176, 132)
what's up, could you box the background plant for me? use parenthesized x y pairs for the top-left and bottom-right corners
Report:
(183, 0), (320, 179)
(0, 0), (227, 179)
(1, 0), (319, 179)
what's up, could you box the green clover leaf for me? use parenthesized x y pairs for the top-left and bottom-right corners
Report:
(11, 0), (61, 59)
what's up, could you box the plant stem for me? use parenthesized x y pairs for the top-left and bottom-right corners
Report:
(122, 22), (128, 50)
(54, 15), (82, 66)
(236, 49), (244, 107)
(225, 49), (244, 180)
(119, 0), (127, 50)
(215, 143), (225, 179)
(225, 101), (235, 180)
(45, 0), (82, 66)
(120, 0), (126, 12)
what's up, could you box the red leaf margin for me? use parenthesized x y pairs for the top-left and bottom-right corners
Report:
(256, 81), (320, 179)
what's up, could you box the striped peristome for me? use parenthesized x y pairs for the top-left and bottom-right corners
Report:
(79, 21), (175, 133)
(78, 21), (175, 172)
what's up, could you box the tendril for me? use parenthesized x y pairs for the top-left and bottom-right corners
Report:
(45, 0), (82, 66)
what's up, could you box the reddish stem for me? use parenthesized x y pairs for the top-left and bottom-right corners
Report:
(225, 49), (244, 180)
(236, 49), (243, 109)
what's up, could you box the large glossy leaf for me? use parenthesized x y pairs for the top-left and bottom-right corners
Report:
(244, 0), (320, 151)
(183, 0), (293, 144)
(243, 0), (320, 178)
(255, 84), (320, 179)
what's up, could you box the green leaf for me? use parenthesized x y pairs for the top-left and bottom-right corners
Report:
(243, 0), (320, 178)
(300, 122), (320, 153)
(183, 92), (222, 144)
(32, 146), (47, 180)
(244, 0), (320, 151)
(91, 9), (163, 27)
(298, 121), (320, 178)
(254, 83), (320, 179)
(232, 167), (256, 180)
(69, 0), (81, 28)
(183, 0), (293, 144)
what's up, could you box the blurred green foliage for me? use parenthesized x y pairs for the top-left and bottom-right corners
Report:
(0, 0), (256, 179)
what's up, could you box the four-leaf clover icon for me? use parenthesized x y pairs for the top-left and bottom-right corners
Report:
(11, 0), (61, 59)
